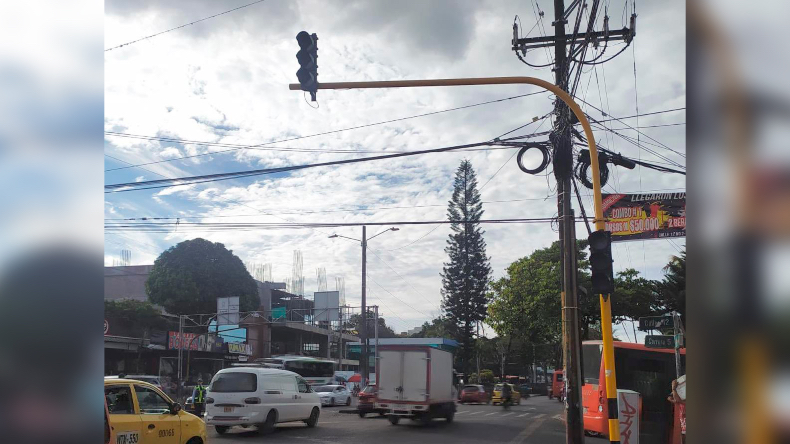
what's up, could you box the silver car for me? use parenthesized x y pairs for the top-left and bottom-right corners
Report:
(314, 385), (351, 407)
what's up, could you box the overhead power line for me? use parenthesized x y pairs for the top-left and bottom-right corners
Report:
(104, 217), (586, 233)
(104, 90), (548, 172)
(105, 140), (523, 193)
(575, 106), (685, 125)
(105, 0), (267, 52)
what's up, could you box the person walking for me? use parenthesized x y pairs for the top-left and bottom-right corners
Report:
(192, 378), (207, 418)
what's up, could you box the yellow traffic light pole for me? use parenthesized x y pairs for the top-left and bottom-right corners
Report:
(290, 76), (620, 442)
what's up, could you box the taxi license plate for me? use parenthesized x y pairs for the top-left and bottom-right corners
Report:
(393, 404), (408, 410)
(116, 431), (139, 444)
(224, 406), (234, 413)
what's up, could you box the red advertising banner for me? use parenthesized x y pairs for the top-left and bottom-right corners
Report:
(602, 192), (686, 242)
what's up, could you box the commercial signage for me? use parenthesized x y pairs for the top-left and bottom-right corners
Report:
(167, 332), (224, 353)
(644, 335), (675, 349)
(638, 316), (673, 331)
(227, 342), (252, 355)
(217, 296), (240, 326)
(602, 193), (686, 241)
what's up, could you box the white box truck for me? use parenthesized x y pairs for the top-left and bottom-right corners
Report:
(374, 345), (457, 425)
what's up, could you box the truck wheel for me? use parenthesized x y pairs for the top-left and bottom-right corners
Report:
(446, 409), (455, 423)
(388, 415), (400, 425)
(214, 426), (229, 435)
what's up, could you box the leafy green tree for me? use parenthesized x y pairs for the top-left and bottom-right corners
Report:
(146, 238), (260, 315)
(441, 160), (492, 376)
(655, 251), (686, 325)
(104, 299), (168, 338)
(344, 311), (398, 338)
(410, 316), (452, 338)
(487, 240), (658, 346)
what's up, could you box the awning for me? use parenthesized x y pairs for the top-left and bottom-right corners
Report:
(348, 373), (361, 383)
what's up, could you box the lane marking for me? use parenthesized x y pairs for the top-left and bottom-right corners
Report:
(508, 416), (548, 444)
(486, 412), (498, 416)
(517, 413), (531, 418)
(533, 413), (546, 419)
(455, 411), (468, 415)
(467, 411), (483, 415)
(553, 414), (564, 421)
(501, 412), (515, 417)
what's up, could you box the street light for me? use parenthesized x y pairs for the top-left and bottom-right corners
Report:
(328, 225), (400, 387)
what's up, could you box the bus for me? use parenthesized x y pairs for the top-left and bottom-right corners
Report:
(254, 355), (337, 385)
(582, 340), (686, 444)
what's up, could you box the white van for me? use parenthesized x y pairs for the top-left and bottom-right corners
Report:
(205, 367), (321, 435)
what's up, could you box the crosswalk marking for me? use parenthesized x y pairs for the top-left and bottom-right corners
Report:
(455, 411), (468, 415)
(501, 412), (514, 417)
(533, 413), (546, 419)
(517, 413), (530, 418)
(485, 412), (498, 416)
(467, 411), (482, 415)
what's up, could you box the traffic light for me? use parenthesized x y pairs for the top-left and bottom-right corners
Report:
(295, 31), (318, 101)
(588, 230), (614, 295)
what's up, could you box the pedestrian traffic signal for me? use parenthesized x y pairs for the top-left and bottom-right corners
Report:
(295, 31), (318, 101)
(588, 230), (614, 295)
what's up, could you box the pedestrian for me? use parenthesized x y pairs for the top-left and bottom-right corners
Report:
(192, 378), (207, 418)
(667, 376), (686, 443)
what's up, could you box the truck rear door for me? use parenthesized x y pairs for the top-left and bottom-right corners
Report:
(401, 350), (428, 402)
(378, 350), (402, 402)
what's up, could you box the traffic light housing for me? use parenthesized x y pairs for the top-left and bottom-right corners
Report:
(295, 31), (318, 101)
(588, 230), (614, 295)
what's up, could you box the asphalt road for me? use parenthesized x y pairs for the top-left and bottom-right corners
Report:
(204, 395), (597, 444)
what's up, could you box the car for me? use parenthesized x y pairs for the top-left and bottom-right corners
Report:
(314, 384), (352, 407)
(105, 378), (207, 444)
(491, 383), (521, 405)
(459, 384), (490, 404)
(357, 384), (386, 417)
(205, 367), (321, 435)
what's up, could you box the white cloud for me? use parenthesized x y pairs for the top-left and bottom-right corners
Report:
(104, 0), (686, 331)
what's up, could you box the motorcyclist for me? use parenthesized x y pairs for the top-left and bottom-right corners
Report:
(501, 383), (512, 408)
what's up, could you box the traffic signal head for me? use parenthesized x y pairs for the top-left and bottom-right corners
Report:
(295, 31), (318, 101)
(588, 230), (614, 295)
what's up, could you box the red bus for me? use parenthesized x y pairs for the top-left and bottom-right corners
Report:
(582, 340), (685, 444)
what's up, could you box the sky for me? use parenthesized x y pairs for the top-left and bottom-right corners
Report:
(104, 0), (686, 339)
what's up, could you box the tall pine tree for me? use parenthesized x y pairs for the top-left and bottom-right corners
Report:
(441, 160), (492, 376)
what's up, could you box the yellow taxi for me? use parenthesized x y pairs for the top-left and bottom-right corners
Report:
(105, 378), (208, 444)
(491, 383), (521, 405)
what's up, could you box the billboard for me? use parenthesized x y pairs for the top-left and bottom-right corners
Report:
(217, 296), (240, 326)
(314, 291), (340, 322)
(602, 192), (686, 242)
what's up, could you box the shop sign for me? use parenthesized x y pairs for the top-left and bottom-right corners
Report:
(168, 332), (224, 352)
(227, 342), (252, 355)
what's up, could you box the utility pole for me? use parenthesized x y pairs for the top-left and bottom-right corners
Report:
(550, 0), (585, 441)
(360, 225), (368, 388)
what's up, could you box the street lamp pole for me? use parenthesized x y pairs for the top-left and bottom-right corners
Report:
(329, 226), (399, 387)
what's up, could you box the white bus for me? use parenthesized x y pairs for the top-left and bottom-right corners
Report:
(254, 355), (336, 385)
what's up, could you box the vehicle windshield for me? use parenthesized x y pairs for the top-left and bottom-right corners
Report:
(209, 372), (257, 392)
(494, 384), (503, 391)
(362, 385), (376, 394)
(313, 386), (336, 392)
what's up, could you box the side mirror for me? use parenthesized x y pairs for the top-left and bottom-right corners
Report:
(170, 403), (182, 414)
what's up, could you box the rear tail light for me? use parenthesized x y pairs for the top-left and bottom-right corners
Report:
(205, 397), (214, 404)
(244, 397), (261, 404)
